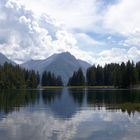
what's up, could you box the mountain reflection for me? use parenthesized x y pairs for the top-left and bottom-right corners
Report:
(0, 89), (140, 116)
(41, 88), (78, 118)
(42, 89), (62, 104)
(0, 89), (140, 140)
(68, 88), (85, 106)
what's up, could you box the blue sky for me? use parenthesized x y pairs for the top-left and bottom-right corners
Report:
(0, 0), (140, 65)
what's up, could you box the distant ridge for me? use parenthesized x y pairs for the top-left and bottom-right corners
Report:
(21, 52), (91, 84)
(0, 52), (16, 65)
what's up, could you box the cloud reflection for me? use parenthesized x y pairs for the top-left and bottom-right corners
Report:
(0, 108), (140, 140)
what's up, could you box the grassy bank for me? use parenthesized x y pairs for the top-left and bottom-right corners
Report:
(39, 86), (114, 89)
(38, 86), (64, 89)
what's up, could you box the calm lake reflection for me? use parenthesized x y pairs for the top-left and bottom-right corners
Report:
(0, 88), (140, 140)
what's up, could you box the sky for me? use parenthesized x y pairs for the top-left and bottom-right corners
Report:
(0, 0), (140, 65)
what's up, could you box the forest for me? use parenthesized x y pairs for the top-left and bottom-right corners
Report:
(68, 60), (140, 88)
(0, 63), (40, 89)
(1, 60), (140, 89)
(41, 71), (63, 86)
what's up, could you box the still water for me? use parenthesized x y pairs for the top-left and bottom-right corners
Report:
(0, 88), (140, 140)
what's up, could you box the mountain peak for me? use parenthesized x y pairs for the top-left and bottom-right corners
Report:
(53, 51), (74, 58)
(59, 51), (71, 56)
(0, 52), (6, 58)
(0, 52), (16, 65)
(21, 52), (91, 84)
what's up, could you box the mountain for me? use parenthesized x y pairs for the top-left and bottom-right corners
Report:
(21, 52), (91, 84)
(0, 52), (16, 65)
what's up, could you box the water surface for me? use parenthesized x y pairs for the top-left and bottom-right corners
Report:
(0, 88), (140, 140)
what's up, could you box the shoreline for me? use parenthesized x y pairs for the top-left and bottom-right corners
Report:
(1, 86), (140, 90)
(38, 86), (140, 90)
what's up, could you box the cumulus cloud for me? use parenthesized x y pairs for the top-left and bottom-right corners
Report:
(76, 33), (104, 46)
(95, 47), (140, 66)
(1, 0), (140, 65)
(124, 30), (140, 47)
(21, 0), (101, 31)
(0, 0), (94, 64)
(103, 0), (140, 47)
(104, 0), (140, 35)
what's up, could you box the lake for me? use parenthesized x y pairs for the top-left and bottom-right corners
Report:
(0, 88), (140, 140)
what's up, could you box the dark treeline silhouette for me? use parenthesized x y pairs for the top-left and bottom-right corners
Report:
(67, 68), (85, 86)
(0, 63), (63, 89)
(0, 63), (40, 89)
(41, 71), (63, 86)
(68, 61), (140, 88)
(87, 60), (138, 88)
(1, 60), (140, 89)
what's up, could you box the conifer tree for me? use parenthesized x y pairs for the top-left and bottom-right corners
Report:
(68, 68), (85, 86)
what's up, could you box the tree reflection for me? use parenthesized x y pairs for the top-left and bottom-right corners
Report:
(0, 90), (39, 114)
(0, 88), (140, 116)
(68, 88), (85, 106)
(87, 89), (140, 114)
(41, 89), (62, 104)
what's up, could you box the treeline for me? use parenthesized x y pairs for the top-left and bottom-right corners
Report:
(67, 68), (85, 86)
(0, 63), (40, 89)
(1, 60), (140, 89)
(41, 71), (63, 86)
(0, 63), (64, 89)
(68, 61), (140, 88)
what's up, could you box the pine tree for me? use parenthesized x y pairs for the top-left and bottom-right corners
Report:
(41, 71), (63, 86)
(86, 66), (96, 86)
(68, 68), (85, 86)
(0, 63), (39, 89)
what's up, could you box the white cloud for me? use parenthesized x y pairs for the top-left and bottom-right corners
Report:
(104, 0), (140, 47)
(1, 0), (140, 65)
(99, 48), (126, 58)
(96, 48), (128, 65)
(76, 33), (104, 46)
(0, 0), (94, 64)
(124, 30), (140, 47)
(128, 47), (140, 60)
(96, 47), (140, 66)
(21, 0), (101, 31)
(104, 0), (140, 35)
